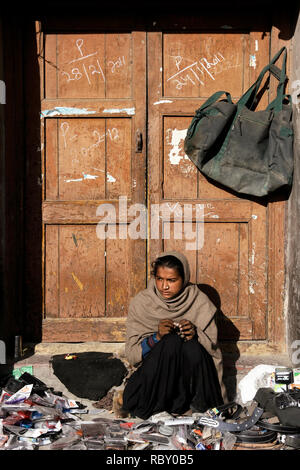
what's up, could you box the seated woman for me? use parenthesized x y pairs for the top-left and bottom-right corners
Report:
(122, 250), (226, 420)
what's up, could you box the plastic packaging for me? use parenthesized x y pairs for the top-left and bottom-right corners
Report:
(158, 424), (174, 436)
(164, 417), (195, 426)
(81, 422), (107, 438)
(149, 411), (174, 422)
(126, 431), (149, 443)
(195, 442), (206, 450)
(237, 365), (276, 404)
(104, 436), (127, 450)
(48, 425), (80, 450)
(0, 435), (8, 447)
(3, 434), (35, 450)
(83, 437), (105, 450)
(139, 433), (169, 444)
(171, 426), (194, 450)
(4, 385), (33, 405)
(222, 432), (237, 450)
(171, 433), (194, 450)
(177, 424), (188, 442)
(131, 441), (151, 450)
(213, 439), (221, 450)
(32, 404), (64, 419)
(105, 422), (123, 435)
(132, 423), (154, 434)
(63, 441), (87, 450)
(201, 425), (213, 440)
(0, 391), (12, 403)
(33, 419), (62, 434)
(3, 414), (23, 425)
(29, 393), (55, 407)
(152, 443), (178, 450)
(3, 424), (29, 436)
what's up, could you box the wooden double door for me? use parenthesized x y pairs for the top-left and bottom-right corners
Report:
(37, 21), (287, 353)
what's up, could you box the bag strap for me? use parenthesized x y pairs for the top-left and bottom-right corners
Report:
(267, 93), (292, 111)
(186, 91), (233, 138)
(196, 91), (233, 114)
(237, 47), (287, 111)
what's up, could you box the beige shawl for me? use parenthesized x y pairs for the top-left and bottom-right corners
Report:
(125, 251), (227, 401)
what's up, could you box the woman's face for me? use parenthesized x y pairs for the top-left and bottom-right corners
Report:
(155, 266), (184, 299)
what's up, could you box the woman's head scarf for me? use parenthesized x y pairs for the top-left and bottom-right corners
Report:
(125, 252), (221, 359)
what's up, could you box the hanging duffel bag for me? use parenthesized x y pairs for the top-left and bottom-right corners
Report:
(184, 47), (294, 197)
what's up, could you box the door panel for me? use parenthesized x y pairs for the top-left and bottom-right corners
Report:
(45, 34), (132, 99)
(41, 31), (146, 341)
(45, 117), (132, 201)
(45, 225), (106, 318)
(148, 31), (270, 344)
(163, 33), (247, 98)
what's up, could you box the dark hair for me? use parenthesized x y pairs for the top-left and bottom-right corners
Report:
(151, 255), (184, 280)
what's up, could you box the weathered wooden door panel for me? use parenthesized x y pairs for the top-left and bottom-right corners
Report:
(44, 117), (132, 200)
(148, 31), (277, 348)
(45, 225), (106, 318)
(45, 34), (132, 99)
(162, 33), (247, 98)
(41, 31), (146, 341)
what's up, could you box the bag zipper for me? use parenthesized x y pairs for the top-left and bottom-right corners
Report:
(240, 115), (272, 126)
(234, 114), (272, 136)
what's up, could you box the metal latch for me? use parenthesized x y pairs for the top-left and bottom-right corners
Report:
(136, 130), (143, 152)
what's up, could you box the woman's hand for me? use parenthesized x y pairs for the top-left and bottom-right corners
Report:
(157, 319), (175, 340)
(178, 319), (196, 341)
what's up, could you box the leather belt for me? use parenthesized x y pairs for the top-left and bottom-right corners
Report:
(257, 418), (300, 434)
(235, 429), (277, 443)
(198, 406), (264, 432)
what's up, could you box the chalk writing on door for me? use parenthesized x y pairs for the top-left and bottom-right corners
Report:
(60, 121), (119, 152)
(61, 38), (126, 86)
(167, 52), (240, 90)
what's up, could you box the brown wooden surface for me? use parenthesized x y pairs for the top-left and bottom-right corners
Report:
(37, 18), (290, 350)
(42, 318), (126, 342)
(41, 29), (147, 339)
(147, 29), (286, 351)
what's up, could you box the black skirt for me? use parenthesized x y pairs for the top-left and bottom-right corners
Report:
(123, 333), (224, 420)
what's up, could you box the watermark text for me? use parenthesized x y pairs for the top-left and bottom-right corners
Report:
(96, 196), (205, 251)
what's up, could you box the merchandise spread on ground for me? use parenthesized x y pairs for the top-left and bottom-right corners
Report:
(0, 371), (300, 450)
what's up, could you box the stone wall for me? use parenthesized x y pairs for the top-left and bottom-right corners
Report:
(286, 9), (300, 366)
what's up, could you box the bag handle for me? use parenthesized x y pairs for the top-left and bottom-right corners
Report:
(196, 91), (233, 114)
(186, 91), (233, 138)
(267, 93), (292, 111)
(237, 47), (287, 111)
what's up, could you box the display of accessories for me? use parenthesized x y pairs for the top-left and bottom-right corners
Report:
(1, 368), (300, 451)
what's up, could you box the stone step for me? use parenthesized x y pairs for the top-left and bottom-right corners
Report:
(3, 342), (294, 405)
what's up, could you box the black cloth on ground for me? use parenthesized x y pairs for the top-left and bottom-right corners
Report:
(52, 352), (127, 401)
(122, 333), (223, 419)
